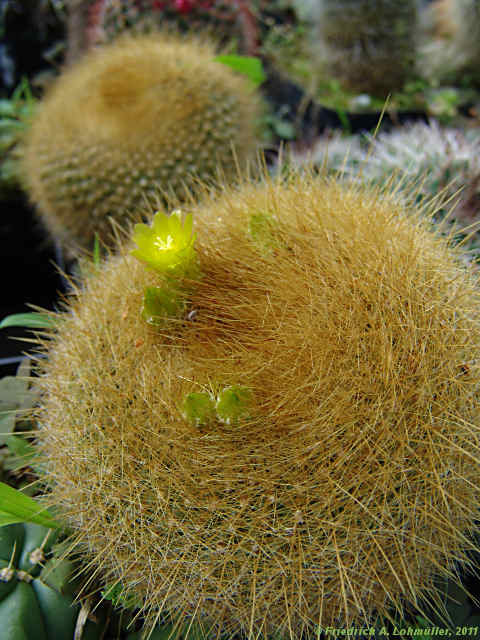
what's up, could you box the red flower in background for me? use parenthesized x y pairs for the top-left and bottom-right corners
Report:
(175, 0), (192, 12)
(151, 0), (215, 12)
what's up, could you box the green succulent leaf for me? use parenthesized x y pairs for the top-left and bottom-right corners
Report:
(131, 209), (197, 278)
(216, 385), (251, 425)
(0, 482), (60, 529)
(214, 55), (266, 87)
(0, 410), (16, 446)
(0, 313), (55, 330)
(141, 286), (185, 326)
(183, 392), (216, 426)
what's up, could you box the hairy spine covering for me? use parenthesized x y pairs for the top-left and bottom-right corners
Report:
(37, 173), (480, 638)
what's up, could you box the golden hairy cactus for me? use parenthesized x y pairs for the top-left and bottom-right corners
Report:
(22, 32), (262, 254)
(36, 173), (480, 638)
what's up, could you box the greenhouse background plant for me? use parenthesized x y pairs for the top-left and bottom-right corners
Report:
(355, 120), (480, 223)
(0, 78), (36, 198)
(316, 0), (420, 96)
(443, 0), (480, 85)
(22, 31), (264, 255)
(33, 170), (480, 638)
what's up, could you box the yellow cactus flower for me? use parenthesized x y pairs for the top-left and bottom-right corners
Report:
(130, 209), (197, 278)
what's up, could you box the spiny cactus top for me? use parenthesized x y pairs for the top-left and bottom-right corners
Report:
(36, 173), (480, 638)
(22, 32), (262, 254)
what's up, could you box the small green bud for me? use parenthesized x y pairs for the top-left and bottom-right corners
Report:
(141, 286), (185, 326)
(216, 385), (251, 425)
(183, 392), (216, 426)
(248, 211), (280, 251)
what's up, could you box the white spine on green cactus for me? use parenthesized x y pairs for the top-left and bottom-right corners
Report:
(285, 132), (364, 175)
(361, 121), (480, 193)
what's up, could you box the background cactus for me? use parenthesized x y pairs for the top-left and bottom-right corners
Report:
(36, 172), (480, 638)
(444, 0), (480, 84)
(355, 121), (480, 222)
(22, 32), (262, 254)
(317, 0), (419, 96)
(417, 0), (480, 85)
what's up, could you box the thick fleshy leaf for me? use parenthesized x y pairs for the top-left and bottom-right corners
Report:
(0, 581), (48, 640)
(5, 435), (38, 471)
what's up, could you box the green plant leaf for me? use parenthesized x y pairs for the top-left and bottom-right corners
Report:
(0, 482), (60, 529)
(0, 361), (37, 446)
(6, 435), (38, 469)
(214, 55), (266, 87)
(0, 313), (55, 330)
(216, 385), (251, 425)
(0, 410), (16, 446)
(0, 99), (16, 118)
(183, 392), (216, 426)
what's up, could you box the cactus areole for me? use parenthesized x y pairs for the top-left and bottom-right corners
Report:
(37, 174), (480, 638)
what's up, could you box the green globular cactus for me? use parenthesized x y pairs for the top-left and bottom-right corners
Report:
(36, 172), (480, 638)
(0, 523), (103, 640)
(318, 0), (419, 96)
(22, 32), (262, 254)
(286, 130), (364, 177)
